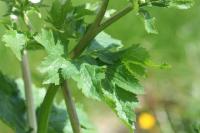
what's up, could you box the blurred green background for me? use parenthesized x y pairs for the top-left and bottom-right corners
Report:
(0, 0), (200, 133)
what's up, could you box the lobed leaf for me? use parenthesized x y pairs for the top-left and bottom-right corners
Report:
(2, 30), (27, 60)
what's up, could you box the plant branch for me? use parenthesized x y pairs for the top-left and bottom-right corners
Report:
(69, 1), (134, 59)
(69, 0), (109, 59)
(37, 85), (59, 133)
(62, 80), (80, 133)
(96, 2), (133, 33)
(21, 50), (37, 133)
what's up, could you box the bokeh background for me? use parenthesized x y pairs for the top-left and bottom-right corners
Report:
(0, 0), (200, 133)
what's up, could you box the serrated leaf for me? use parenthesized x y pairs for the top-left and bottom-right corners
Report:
(49, 0), (73, 28)
(121, 44), (150, 65)
(111, 65), (144, 95)
(34, 29), (57, 53)
(34, 29), (67, 85)
(0, 72), (28, 133)
(96, 44), (150, 76)
(139, 9), (158, 34)
(101, 80), (139, 131)
(2, 30), (26, 60)
(72, 63), (106, 100)
(73, 44), (149, 130)
(61, 61), (79, 79)
(39, 52), (66, 85)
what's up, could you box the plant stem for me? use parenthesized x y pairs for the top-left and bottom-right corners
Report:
(69, 0), (109, 59)
(62, 80), (80, 133)
(97, 2), (133, 33)
(37, 85), (59, 133)
(21, 50), (37, 133)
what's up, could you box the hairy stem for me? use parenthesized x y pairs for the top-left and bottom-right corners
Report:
(69, 0), (109, 59)
(37, 85), (59, 133)
(21, 50), (37, 133)
(62, 80), (80, 133)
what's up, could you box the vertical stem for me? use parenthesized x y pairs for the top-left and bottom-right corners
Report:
(37, 85), (59, 133)
(62, 80), (80, 133)
(21, 50), (37, 133)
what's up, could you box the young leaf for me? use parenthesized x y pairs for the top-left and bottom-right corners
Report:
(2, 30), (26, 60)
(139, 9), (158, 34)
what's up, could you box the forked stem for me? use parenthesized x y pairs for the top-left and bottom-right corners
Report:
(21, 50), (37, 133)
(69, 0), (109, 59)
(69, 1), (133, 59)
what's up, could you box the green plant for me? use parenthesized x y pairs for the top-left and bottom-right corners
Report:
(0, 0), (194, 133)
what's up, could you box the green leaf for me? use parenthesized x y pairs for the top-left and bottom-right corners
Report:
(25, 9), (44, 33)
(0, 72), (27, 133)
(49, 0), (73, 29)
(39, 52), (66, 85)
(87, 32), (123, 52)
(47, 104), (69, 133)
(149, 0), (194, 9)
(101, 80), (139, 131)
(73, 45), (148, 130)
(34, 29), (57, 53)
(48, 0), (88, 38)
(121, 44), (150, 65)
(168, 0), (194, 9)
(61, 61), (79, 79)
(2, 30), (26, 60)
(72, 63), (106, 100)
(34, 29), (67, 85)
(139, 9), (158, 34)
(111, 65), (144, 95)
